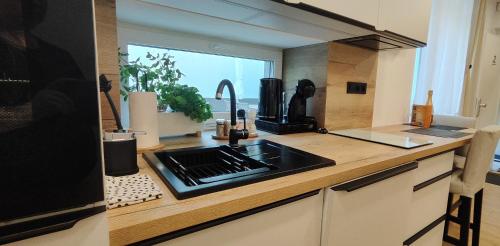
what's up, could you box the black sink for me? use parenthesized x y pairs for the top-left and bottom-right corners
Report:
(143, 140), (335, 199)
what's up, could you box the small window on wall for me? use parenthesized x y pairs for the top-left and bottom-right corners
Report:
(126, 44), (274, 113)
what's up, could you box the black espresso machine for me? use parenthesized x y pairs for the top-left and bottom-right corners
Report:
(255, 78), (317, 134)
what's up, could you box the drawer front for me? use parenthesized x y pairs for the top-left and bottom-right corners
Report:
(414, 151), (454, 185)
(407, 221), (445, 246)
(406, 174), (451, 239)
(323, 163), (417, 246)
(157, 190), (323, 246)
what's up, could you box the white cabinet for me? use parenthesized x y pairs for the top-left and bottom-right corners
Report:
(298, 0), (379, 27)
(377, 0), (433, 42)
(297, 0), (432, 43)
(154, 152), (453, 246)
(157, 190), (323, 246)
(403, 152), (454, 246)
(321, 152), (453, 246)
(321, 162), (417, 246)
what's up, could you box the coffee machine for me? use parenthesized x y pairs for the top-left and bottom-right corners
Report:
(255, 78), (317, 134)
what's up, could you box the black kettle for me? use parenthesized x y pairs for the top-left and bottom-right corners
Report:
(257, 78), (283, 121)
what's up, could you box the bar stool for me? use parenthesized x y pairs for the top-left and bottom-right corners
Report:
(443, 125), (500, 246)
(432, 114), (476, 158)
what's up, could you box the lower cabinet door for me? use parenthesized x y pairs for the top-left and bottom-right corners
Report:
(157, 190), (323, 246)
(406, 174), (451, 239)
(321, 162), (417, 246)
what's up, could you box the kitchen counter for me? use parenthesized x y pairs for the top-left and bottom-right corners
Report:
(106, 125), (472, 245)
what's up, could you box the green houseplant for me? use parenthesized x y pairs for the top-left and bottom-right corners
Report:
(119, 50), (212, 123)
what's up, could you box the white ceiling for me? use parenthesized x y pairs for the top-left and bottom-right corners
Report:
(116, 0), (368, 49)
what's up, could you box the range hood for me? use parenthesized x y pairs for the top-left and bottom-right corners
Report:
(273, 0), (427, 50)
(337, 33), (426, 51)
(120, 0), (425, 50)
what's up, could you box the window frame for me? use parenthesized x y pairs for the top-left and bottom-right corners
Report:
(117, 22), (283, 78)
(117, 22), (283, 129)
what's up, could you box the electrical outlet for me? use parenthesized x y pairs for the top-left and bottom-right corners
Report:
(346, 82), (367, 94)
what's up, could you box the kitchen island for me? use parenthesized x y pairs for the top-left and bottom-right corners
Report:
(106, 125), (472, 245)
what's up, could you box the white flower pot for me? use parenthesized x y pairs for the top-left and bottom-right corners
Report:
(129, 92), (160, 148)
(158, 112), (203, 137)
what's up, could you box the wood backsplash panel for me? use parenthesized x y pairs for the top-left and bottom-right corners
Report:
(95, 0), (119, 75)
(95, 0), (120, 128)
(324, 43), (378, 130)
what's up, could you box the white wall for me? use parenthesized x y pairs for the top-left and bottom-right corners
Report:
(372, 49), (417, 127)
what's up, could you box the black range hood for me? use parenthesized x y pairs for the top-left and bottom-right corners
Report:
(273, 0), (427, 51)
(337, 32), (426, 51)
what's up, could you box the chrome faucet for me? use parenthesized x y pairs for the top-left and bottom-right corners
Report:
(215, 79), (249, 147)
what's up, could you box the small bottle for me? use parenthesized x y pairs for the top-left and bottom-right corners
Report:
(247, 109), (257, 135)
(223, 119), (231, 136)
(426, 90), (433, 106)
(423, 90), (433, 128)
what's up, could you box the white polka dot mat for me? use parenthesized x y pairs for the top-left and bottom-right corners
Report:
(105, 174), (163, 209)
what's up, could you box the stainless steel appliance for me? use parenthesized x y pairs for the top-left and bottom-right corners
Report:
(0, 0), (108, 244)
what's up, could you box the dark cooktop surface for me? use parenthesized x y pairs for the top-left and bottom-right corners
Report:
(143, 140), (335, 199)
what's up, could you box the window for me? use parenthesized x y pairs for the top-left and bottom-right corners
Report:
(411, 0), (475, 115)
(127, 44), (273, 112)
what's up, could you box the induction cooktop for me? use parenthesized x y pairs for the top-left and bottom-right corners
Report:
(330, 129), (433, 149)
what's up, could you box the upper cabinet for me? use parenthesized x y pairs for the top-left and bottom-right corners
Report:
(295, 0), (432, 43)
(296, 0), (379, 27)
(377, 0), (433, 43)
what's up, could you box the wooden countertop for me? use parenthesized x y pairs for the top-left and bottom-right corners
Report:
(107, 125), (472, 245)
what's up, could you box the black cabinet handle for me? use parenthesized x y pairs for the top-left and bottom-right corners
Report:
(413, 170), (453, 192)
(403, 214), (446, 245)
(332, 162), (418, 192)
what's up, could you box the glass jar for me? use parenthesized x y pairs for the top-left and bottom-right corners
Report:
(215, 119), (225, 137)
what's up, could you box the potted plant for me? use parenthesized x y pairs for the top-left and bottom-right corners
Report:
(119, 50), (212, 140)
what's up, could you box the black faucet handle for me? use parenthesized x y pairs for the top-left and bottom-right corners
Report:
(237, 109), (246, 118)
(237, 109), (247, 129)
